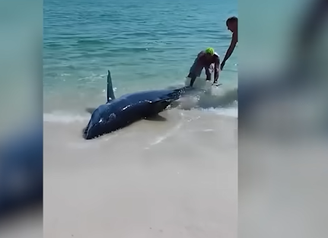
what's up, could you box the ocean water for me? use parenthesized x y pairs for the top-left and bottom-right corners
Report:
(43, 0), (237, 117)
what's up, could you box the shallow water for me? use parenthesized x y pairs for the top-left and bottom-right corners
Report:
(44, 0), (237, 116)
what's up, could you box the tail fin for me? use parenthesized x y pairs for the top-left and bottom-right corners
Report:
(169, 86), (190, 100)
(174, 86), (191, 95)
(106, 70), (116, 103)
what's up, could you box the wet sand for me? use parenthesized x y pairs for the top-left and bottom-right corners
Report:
(44, 109), (237, 238)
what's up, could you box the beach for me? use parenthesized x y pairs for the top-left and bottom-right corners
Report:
(44, 0), (237, 237)
(44, 109), (237, 238)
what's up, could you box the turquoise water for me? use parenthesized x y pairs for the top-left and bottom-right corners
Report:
(44, 0), (237, 112)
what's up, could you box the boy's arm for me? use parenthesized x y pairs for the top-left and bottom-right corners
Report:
(214, 56), (220, 81)
(221, 33), (238, 69)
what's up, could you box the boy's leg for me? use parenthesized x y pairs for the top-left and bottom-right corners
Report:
(189, 75), (197, 87)
(188, 67), (203, 87)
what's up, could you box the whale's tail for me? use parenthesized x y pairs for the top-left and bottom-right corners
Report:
(106, 70), (116, 103)
(168, 86), (191, 101)
(143, 86), (190, 116)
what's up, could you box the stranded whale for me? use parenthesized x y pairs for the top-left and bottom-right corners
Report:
(83, 70), (188, 139)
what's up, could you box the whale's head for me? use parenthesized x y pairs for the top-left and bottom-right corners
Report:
(83, 104), (118, 139)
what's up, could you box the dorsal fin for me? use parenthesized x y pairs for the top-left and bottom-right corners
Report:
(107, 70), (116, 103)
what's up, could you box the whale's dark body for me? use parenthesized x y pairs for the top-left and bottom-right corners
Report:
(83, 70), (188, 139)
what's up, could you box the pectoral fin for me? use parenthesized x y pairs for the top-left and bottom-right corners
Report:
(144, 114), (167, 121)
(85, 107), (96, 114)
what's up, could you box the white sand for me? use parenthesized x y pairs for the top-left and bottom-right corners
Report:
(44, 109), (237, 238)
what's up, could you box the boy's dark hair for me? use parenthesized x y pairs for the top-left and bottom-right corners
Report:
(226, 16), (238, 25)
